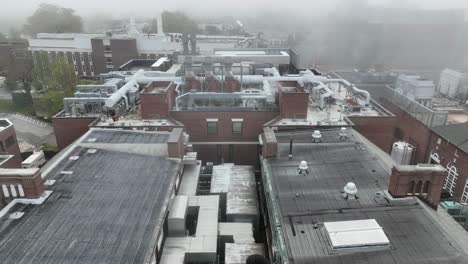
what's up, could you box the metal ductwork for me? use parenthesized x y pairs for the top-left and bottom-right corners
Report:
(104, 79), (139, 109)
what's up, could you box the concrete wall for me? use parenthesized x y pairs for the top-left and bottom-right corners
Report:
(110, 39), (138, 70)
(91, 38), (106, 74)
(52, 114), (98, 149)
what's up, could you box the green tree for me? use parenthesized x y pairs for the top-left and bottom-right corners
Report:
(32, 52), (77, 117)
(142, 18), (158, 37)
(162, 11), (198, 33)
(24, 3), (83, 36)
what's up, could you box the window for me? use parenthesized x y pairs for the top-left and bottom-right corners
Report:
(444, 164), (458, 196)
(207, 119), (218, 135)
(232, 118), (243, 135)
(5, 136), (15, 148)
(80, 53), (84, 61)
(461, 180), (468, 204)
(72, 53), (76, 61)
(82, 65), (86, 75)
(106, 57), (113, 63)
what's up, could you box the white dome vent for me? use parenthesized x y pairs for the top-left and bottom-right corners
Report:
(312, 130), (322, 143)
(298, 160), (308, 174)
(343, 182), (359, 200)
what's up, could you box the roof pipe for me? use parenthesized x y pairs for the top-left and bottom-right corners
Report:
(104, 79), (138, 109)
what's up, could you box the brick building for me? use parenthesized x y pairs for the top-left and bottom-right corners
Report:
(427, 123), (468, 203)
(0, 119), (22, 168)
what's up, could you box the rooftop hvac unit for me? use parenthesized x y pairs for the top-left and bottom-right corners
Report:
(390, 141), (414, 165)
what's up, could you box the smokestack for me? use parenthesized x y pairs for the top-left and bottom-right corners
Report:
(190, 34), (197, 55)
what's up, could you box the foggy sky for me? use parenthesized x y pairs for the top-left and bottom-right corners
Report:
(2, 0), (468, 19)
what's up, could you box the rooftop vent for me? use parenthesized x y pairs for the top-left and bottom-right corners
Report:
(339, 127), (348, 140)
(298, 160), (308, 174)
(60, 171), (73, 175)
(87, 149), (97, 154)
(87, 138), (97, 142)
(69, 156), (80, 161)
(44, 180), (56, 186)
(9, 212), (25, 220)
(312, 130), (322, 143)
(343, 182), (358, 200)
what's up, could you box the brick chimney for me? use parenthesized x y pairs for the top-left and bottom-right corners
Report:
(140, 81), (176, 119)
(388, 164), (446, 209)
(168, 128), (185, 159)
(262, 128), (277, 159)
(0, 168), (45, 206)
(278, 81), (309, 119)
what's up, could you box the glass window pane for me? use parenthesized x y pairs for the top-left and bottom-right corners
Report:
(207, 121), (217, 135)
(232, 122), (242, 134)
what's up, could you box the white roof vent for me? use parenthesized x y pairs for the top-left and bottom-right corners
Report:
(87, 138), (97, 142)
(9, 212), (25, 220)
(339, 127), (348, 140)
(44, 180), (56, 186)
(60, 171), (73, 175)
(87, 149), (97, 154)
(343, 182), (358, 200)
(69, 155), (80, 161)
(298, 160), (308, 174)
(312, 130), (322, 142)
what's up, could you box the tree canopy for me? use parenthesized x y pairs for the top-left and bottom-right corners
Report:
(162, 11), (198, 33)
(24, 3), (83, 36)
(32, 52), (77, 118)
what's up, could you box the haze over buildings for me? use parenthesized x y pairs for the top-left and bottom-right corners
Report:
(1, 1), (468, 264)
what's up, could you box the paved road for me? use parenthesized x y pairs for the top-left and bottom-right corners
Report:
(0, 113), (57, 149)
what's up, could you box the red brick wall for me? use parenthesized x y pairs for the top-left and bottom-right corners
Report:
(0, 156), (21, 169)
(380, 100), (432, 163)
(224, 77), (241, 93)
(171, 111), (277, 165)
(0, 169), (44, 199)
(186, 78), (202, 92)
(349, 116), (398, 153)
(388, 165), (446, 209)
(170, 111), (279, 142)
(427, 133), (468, 201)
(168, 128), (184, 158)
(0, 124), (22, 168)
(140, 82), (176, 119)
(52, 115), (98, 149)
(278, 91), (308, 119)
(192, 144), (259, 165)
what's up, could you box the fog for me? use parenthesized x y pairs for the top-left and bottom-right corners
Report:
(2, 0), (468, 20)
(2, 0), (468, 72)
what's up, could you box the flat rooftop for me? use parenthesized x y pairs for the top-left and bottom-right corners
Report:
(0, 119), (13, 131)
(92, 115), (183, 128)
(0, 129), (181, 263)
(262, 128), (468, 263)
